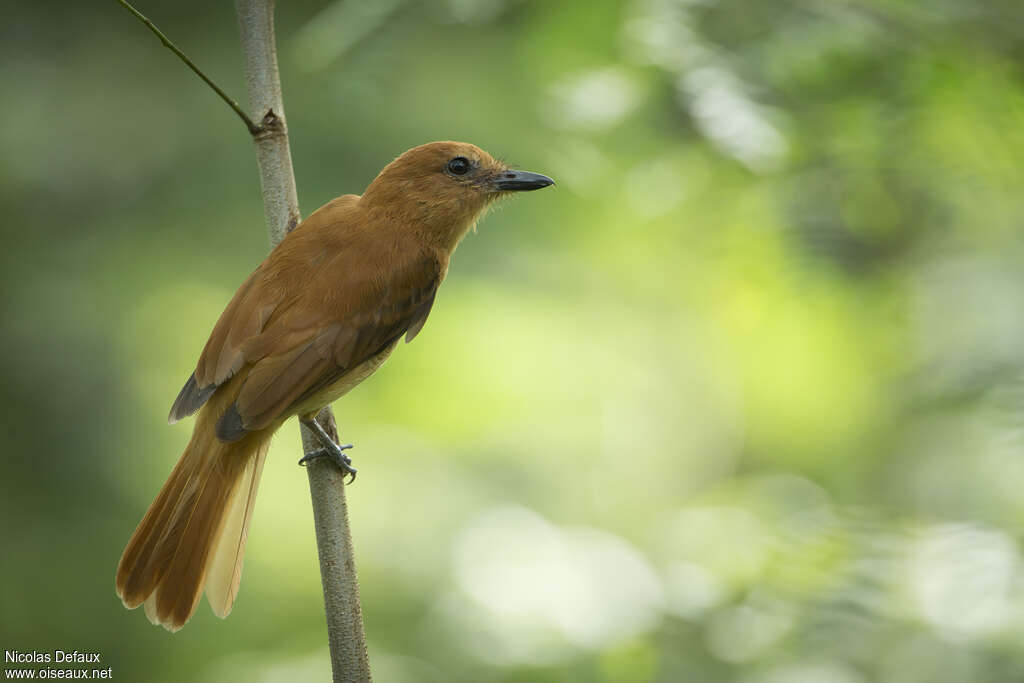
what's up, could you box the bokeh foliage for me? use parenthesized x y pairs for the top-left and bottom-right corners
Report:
(4, 0), (1024, 681)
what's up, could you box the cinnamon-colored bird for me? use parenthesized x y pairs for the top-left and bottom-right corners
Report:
(115, 141), (553, 631)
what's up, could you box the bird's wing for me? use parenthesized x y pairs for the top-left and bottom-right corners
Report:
(169, 195), (359, 424)
(168, 267), (283, 423)
(212, 245), (441, 439)
(220, 255), (436, 438)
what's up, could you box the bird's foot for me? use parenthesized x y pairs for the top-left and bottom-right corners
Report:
(299, 442), (356, 482)
(298, 414), (358, 483)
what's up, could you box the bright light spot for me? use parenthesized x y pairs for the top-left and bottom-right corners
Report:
(740, 660), (866, 683)
(910, 523), (1018, 640)
(427, 591), (571, 666)
(664, 561), (725, 619)
(622, 2), (706, 71)
(450, 506), (664, 663)
(663, 506), (771, 586)
(293, 0), (405, 72)
(546, 68), (641, 131)
(705, 601), (793, 663)
(750, 474), (837, 538)
(679, 66), (787, 172)
(543, 138), (612, 196)
(625, 157), (692, 218)
(909, 257), (1024, 395)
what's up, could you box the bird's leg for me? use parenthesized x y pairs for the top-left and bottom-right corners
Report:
(298, 415), (357, 482)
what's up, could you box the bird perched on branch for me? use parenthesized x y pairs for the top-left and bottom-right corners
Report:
(115, 141), (553, 631)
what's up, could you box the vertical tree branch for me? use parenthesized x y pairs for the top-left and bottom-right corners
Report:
(234, 2), (372, 681)
(234, 0), (300, 240)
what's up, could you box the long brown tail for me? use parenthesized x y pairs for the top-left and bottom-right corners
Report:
(115, 385), (273, 632)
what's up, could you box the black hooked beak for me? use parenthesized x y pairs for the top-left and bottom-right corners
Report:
(491, 169), (555, 192)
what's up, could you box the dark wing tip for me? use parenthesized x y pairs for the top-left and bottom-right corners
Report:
(168, 373), (216, 424)
(403, 290), (438, 344)
(215, 402), (249, 443)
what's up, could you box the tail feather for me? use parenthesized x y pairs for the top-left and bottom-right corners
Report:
(116, 391), (274, 631)
(117, 446), (207, 608)
(206, 445), (268, 617)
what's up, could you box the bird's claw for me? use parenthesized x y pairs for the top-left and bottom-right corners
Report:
(298, 443), (357, 483)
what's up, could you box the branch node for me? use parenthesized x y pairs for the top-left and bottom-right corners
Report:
(251, 108), (285, 140)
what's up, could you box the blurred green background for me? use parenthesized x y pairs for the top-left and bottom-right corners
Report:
(5, 0), (1024, 681)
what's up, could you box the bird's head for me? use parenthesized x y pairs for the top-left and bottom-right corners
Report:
(360, 141), (554, 249)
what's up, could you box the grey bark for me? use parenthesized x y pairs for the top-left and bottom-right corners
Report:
(234, 2), (372, 681)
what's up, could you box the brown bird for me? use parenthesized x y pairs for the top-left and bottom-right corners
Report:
(115, 141), (553, 631)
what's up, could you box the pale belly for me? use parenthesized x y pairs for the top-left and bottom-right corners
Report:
(289, 340), (399, 418)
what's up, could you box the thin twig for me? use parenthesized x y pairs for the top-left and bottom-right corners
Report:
(115, 0), (262, 135)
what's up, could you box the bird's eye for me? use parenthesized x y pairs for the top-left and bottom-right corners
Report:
(447, 157), (471, 176)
